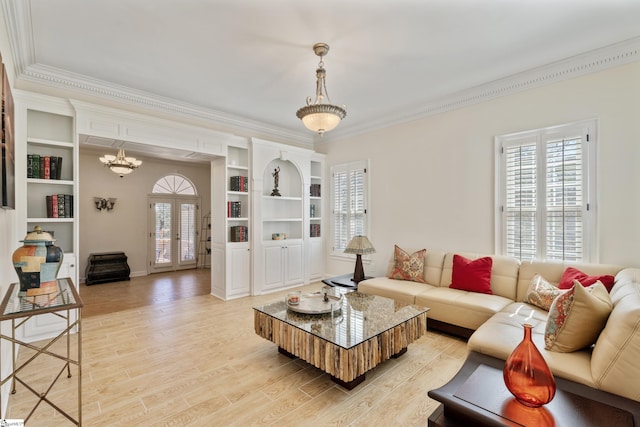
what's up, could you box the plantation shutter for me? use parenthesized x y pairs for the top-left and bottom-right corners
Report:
(332, 161), (368, 253)
(333, 169), (348, 251)
(498, 120), (593, 262)
(545, 137), (583, 261)
(180, 202), (197, 262)
(504, 142), (537, 260)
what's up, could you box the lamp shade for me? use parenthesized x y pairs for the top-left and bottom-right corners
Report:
(344, 235), (376, 255)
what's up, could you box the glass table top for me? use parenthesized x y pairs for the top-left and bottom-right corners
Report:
(254, 290), (429, 350)
(1, 278), (82, 319)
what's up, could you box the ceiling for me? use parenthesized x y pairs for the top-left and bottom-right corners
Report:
(4, 0), (640, 148)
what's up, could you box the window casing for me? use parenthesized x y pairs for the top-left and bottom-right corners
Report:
(495, 120), (597, 262)
(331, 160), (369, 257)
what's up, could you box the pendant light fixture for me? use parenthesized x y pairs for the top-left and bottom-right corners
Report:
(296, 43), (346, 136)
(99, 148), (142, 177)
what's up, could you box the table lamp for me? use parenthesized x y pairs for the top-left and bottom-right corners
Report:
(344, 235), (376, 283)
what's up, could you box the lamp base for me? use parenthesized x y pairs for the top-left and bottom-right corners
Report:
(352, 254), (365, 283)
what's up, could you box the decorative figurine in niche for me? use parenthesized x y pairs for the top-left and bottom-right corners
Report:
(271, 166), (281, 196)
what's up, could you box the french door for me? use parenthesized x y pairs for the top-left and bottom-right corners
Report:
(148, 196), (199, 273)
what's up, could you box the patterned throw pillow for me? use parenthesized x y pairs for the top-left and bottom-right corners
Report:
(388, 245), (426, 283)
(544, 280), (613, 352)
(525, 274), (564, 311)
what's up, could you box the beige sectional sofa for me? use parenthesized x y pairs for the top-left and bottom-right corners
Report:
(357, 250), (640, 403)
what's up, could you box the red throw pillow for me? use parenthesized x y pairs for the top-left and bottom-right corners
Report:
(449, 254), (493, 294)
(558, 267), (615, 293)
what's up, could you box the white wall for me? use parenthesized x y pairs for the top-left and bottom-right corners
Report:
(0, 4), (17, 413)
(79, 151), (211, 278)
(320, 61), (640, 277)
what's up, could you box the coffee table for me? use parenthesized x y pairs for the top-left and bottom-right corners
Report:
(254, 291), (429, 389)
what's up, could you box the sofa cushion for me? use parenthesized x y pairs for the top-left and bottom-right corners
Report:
(525, 274), (564, 311)
(388, 245), (426, 283)
(545, 281), (612, 352)
(449, 254), (493, 294)
(468, 302), (595, 388)
(559, 267), (616, 292)
(591, 268), (640, 402)
(415, 287), (512, 330)
(357, 277), (434, 304)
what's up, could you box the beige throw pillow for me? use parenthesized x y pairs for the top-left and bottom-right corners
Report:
(544, 280), (613, 352)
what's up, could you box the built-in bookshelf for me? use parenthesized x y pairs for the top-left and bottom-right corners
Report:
(261, 159), (303, 241)
(310, 159), (322, 239)
(26, 110), (76, 255)
(16, 97), (79, 343)
(308, 154), (325, 280)
(226, 146), (250, 244)
(211, 140), (252, 300)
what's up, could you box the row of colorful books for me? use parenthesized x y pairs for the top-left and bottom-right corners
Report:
(227, 201), (243, 218)
(310, 183), (321, 197)
(45, 194), (74, 218)
(310, 224), (321, 238)
(230, 176), (248, 192)
(27, 155), (64, 180)
(229, 226), (248, 242)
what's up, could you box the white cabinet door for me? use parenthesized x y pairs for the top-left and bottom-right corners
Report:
(229, 245), (251, 296)
(308, 239), (324, 280)
(264, 245), (284, 288)
(285, 243), (303, 285)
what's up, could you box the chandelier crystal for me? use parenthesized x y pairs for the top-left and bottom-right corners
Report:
(99, 148), (142, 177)
(296, 43), (346, 136)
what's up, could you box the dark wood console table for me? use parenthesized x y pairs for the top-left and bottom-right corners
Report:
(85, 251), (130, 285)
(428, 352), (637, 427)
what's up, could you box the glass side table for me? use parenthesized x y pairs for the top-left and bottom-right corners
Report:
(0, 277), (83, 425)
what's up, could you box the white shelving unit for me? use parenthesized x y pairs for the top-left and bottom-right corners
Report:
(211, 141), (252, 300)
(14, 93), (79, 342)
(308, 154), (325, 280)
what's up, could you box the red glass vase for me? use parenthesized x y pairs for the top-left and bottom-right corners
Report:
(503, 324), (556, 407)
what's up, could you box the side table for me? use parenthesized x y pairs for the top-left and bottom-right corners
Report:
(0, 277), (83, 425)
(321, 273), (372, 289)
(428, 351), (636, 427)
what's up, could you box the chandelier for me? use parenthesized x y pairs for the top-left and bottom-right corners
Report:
(99, 148), (142, 177)
(296, 43), (346, 136)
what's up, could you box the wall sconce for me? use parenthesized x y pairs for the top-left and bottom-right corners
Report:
(94, 197), (116, 211)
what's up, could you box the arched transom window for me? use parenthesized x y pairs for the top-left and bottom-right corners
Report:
(152, 174), (197, 195)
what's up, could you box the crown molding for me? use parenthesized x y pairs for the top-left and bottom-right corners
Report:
(321, 36), (640, 143)
(19, 63), (315, 146)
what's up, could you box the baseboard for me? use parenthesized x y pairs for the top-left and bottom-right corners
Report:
(427, 318), (475, 340)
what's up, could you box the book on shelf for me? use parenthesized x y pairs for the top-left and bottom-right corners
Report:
(310, 223), (321, 238)
(27, 154), (33, 178)
(44, 156), (51, 179)
(27, 155), (63, 179)
(310, 183), (321, 197)
(229, 176), (248, 192)
(229, 225), (248, 242)
(227, 201), (242, 218)
(31, 154), (40, 178)
(45, 193), (74, 218)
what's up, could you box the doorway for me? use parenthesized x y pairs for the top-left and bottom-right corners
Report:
(148, 174), (200, 273)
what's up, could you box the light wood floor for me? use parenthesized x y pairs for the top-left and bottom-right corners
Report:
(7, 270), (467, 426)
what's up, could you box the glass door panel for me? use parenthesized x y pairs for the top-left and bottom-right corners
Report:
(154, 201), (173, 268)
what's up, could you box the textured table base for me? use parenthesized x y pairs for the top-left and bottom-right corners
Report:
(255, 310), (427, 387)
